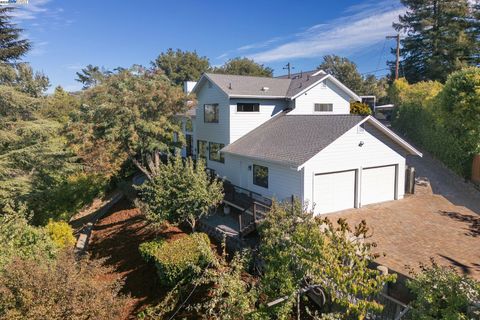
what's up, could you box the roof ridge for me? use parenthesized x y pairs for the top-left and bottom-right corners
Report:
(205, 72), (289, 81)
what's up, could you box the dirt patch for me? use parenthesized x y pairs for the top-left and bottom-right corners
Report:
(88, 198), (186, 319)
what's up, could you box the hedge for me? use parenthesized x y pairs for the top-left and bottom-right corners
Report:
(392, 103), (470, 176)
(139, 233), (213, 286)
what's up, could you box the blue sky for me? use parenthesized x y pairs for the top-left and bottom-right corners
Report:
(12, 0), (405, 92)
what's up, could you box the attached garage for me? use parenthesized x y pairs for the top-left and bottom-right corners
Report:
(314, 170), (356, 214)
(361, 165), (396, 206)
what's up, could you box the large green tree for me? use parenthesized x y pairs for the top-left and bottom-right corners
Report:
(393, 0), (479, 83)
(318, 55), (388, 99)
(75, 64), (110, 89)
(153, 48), (210, 86)
(0, 7), (30, 63)
(214, 57), (273, 77)
(68, 66), (190, 177)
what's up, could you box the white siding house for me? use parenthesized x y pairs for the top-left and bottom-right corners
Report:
(187, 70), (422, 216)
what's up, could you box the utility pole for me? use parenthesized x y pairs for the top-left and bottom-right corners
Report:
(283, 62), (294, 78)
(386, 34), (400, 80)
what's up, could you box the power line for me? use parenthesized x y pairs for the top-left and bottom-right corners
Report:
(360, 67), (390, 75)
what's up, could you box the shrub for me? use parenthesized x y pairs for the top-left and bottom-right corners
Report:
(0, 250), (127, 320)
(142, 233), (213, 286)
(0, 202), (56, 272)
(407, 260), (480, 319)
(138, 238), (164, 263)
(350, 101), (372, 115)
(45, 220), (76, 248)
(137, 155), (223, 231)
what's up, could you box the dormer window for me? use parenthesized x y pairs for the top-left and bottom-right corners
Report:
(314, 103), (333, 112)
(237, 103), (260, 112)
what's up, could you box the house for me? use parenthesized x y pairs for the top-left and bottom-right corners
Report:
(183, 70), (422, 216)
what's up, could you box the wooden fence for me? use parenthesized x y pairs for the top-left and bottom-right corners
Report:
(472, 154), (480, 184)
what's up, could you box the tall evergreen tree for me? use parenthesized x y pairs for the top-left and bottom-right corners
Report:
(393, 0), (479, 83)
(213, 57), (273, 77)
(0, 7), (30, 63)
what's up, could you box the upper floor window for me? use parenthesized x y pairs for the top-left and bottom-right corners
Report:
(253, 164), (268, 188)
(209, 142), (225, 163)
(204, 104), (219, 123)
(314, 103), (333, 112)
(237, 103), (260, 112)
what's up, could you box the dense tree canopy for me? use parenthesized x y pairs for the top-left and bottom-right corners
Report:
(75, 64), (110, 89)
(0, 7), (30, 63)
(213, 57), (273, 77)
(318, 55), (388, 100)
(153, 48), (210, 86)
(393, 0), (479, 83)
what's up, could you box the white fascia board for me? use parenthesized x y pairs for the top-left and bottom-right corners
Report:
(191, 74), (230, 99)
(289, 74), (330, 100)
(362, 116), (423, 157)
(229, 94), (287, 99)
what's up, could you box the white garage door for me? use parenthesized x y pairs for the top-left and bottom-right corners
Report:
(314, 170), (356, 214)
(361, 165), (396, 206)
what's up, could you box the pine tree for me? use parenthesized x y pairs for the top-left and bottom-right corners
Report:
(393, 0), (479, 83)
(0, 7), (30, 63)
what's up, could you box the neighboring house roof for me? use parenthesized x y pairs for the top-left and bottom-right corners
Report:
(191, 70), (361, 101)
(221, 112), (422, 168)
(221, 112), (366, 167)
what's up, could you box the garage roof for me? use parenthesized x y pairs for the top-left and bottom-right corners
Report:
(221, 112), (366, 167)
(221, 112), (422, 168)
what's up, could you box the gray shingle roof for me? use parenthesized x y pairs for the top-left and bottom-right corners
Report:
(204, 73), (291, 98)
(221, 112), (366, 167)
(202, 70), (329, 99)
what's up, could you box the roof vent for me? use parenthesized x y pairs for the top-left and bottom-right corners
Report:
(262, 86), (269, 92)
(228, 82), (232, 90)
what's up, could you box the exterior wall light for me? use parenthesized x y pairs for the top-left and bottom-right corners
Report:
(359, 141), (365, 147)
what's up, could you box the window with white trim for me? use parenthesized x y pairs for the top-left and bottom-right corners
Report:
(253, 164), (268, 188)
(237, 103), (260, 112)
(204, 104), (219, 123)
(314, 103), (333, 112)
(209, 142), (225, 163)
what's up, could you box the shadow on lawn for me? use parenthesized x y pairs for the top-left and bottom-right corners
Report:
(88, 198), (185, 318)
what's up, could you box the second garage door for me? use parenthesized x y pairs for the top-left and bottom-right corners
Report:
(361, 165), (396, 206)
(314, 170), (356, 214)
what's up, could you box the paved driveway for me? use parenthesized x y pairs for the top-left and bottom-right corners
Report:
(327, 186), (480, 280)
(407, 153), (480, 214)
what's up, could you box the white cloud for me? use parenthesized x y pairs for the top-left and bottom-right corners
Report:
(10, 0), (51, 20)
(29, 40), (48, 56)
(246, 0), (405, 63)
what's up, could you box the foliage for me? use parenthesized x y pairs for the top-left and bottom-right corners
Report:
(388, 78), (443, 109)
(192, 249), (258, 320)
(393, 0), (479, 83)
(318, 55), (388, 99)
(0, 63), (49, 98)
(67, 66), (189, 178)
(45, 220), (76, 248)
(153, 48), (211, 86)
(407, 260), (480, 319)
(39, 86), (81, 121)
(141, 233), (214, 287)
(214, 57), (273, 77)
(350, 101), (372, 115)
(391, 70), (479, 177)
(437, 67), (480, 155)
(0, 250), (127, 320)
(75, 64), (110, 89)
(137, 155), (223, 231)
(138, 238), (164, 263)
(0, 7), (30, 63)
(0, 202), (56, 272)
(258, 200), (395, 319)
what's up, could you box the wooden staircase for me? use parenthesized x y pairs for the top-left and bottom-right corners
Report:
(238, 201), (270, 238)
